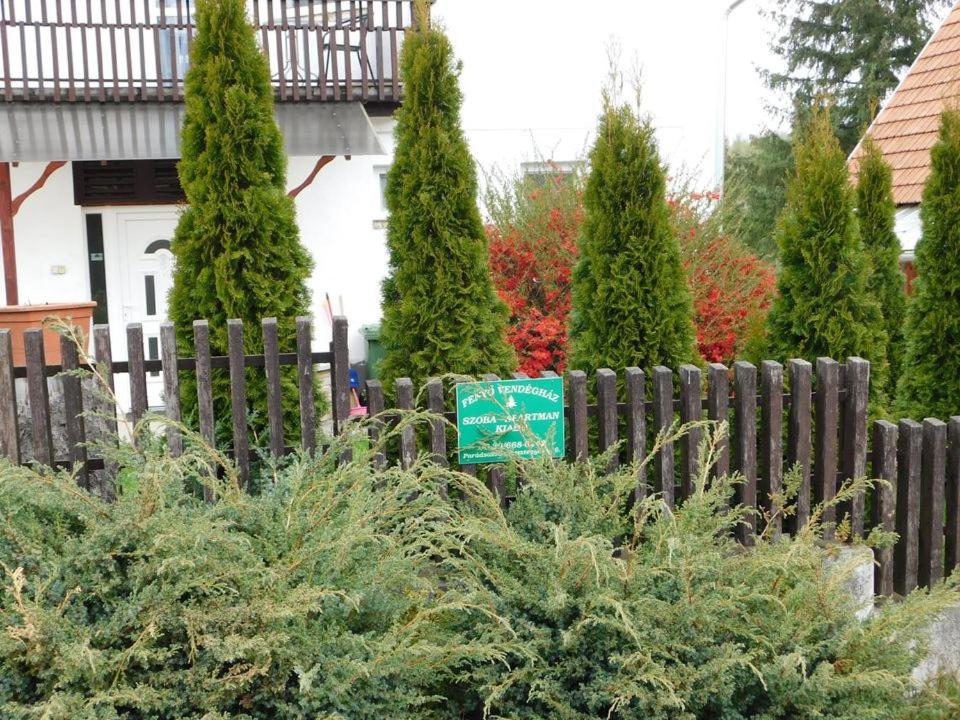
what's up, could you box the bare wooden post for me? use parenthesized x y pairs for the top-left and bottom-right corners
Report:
(59, 333), (88, 487)
(652, 366), (674, 509)
(919, 418), (946, 588)
(625, 367), (647, 502)
(482, 373), (507, 506)
(707, 363), (729, 479)
(426, 378), (447, 468)
(597, 368), (618, 472)
(93, 325), (118, 498)
(0, 329), (20, 464)
(296, 317), (316, 456)
(872, 420), (898, 596)
(395, 378), (416, 471)
(679, 364), (701, 499)
(568, 370), (588, 461)
(365, 379), (386, 470)
(734, 361), (757, 544)
(895, 419), (922, 596)
(160, 322), (182, 457)
(760, 361), (783, 540)
(946, 417), (960, 575)
(192, 320), (216, 503)
(787, 359), (813, 532)
(841, 358), (870, 536)
(126, 323), (148, 427)
(24, 329), (53, 467)
(331, 316), (350, 435)
(814, 358), (840, 541)
(262, 318), (285, 459)
(227, 319), (250, 489)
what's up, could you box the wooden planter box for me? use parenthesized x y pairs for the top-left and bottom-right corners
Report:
(0, 302), (97, 367)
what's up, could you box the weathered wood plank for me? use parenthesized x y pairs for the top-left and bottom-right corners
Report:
(59, 333), (88, 487)
(365, 379), (386, 470)
(707, 363), (729, 479)
(227, 319), (250, 489)
(734, 361), (757, 544)
(396, 377), (416, 471)
(126, 323), (147, 427)
(192, 320), (216, 503)
(814, 358), (840, 541)
(426, 378), (447, 468)
(296, 317), (316, 456)
(625, 367), (646, 502)
(568, 370), (588, 462)
(787, 359), (813, 532)
(653, 366), (674, 509)
(919, 418), (946, 588)
(0, 329), (20, 464)
(482, 373), (507, 506)
(331, 316), (350, 435)
(597, 368), (618, 472)
(93, 325), (118, 498)
(160, 322), (182, 457)
(895, 419), (922, 596)
(841, 358), (870, 536)
(946, 417), (960, 575)
(679, 364), (701, 499)
(760, 360), (783, 540)
(24, 329), (54, 467)
(872, 420), (898, 596)
(262, 317), (285, 459)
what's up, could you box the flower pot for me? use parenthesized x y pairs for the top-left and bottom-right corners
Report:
(0, 302), (97, 367)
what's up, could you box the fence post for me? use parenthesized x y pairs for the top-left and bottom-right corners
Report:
(262, 317), (285, 459)
(331, 316), (350, 436)
(787, 359), (812, 533)
(919, 418), (946, 588)
(895, 419), (922, 595)
(872, 420), (898, 596)
(946, 417), (960, 575)
(0, 329), (19, 464)
(760, 360), (783, 540)
(160, 322), (182, 457)
(93, 324), (118, 499)
(193, 320), (216, 503)
(597, 368), (618, 472)
(426, 378), (447, 469)
(707, 363), (729, 480)
(653, 366), (675, 509)
(568, 370), (588, 462)
(679, 364), (701, 500)
(625, 367), (646, 502)
(482, 373), (507, 507)
(59, 332), (88, 488)
(24, 329), (53, 467)
(365, 379), (386, 470)
(227, 319), (250, 489)
(126, 323), (148, 427)
(734, 361), (757, 544)
(296, 317), (316, 456)
(814, 358), (840, 541)
(396, 377), (415, 471)
(841, 358), (869, 536)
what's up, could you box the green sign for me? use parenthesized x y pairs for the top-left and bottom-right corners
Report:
(455, 377), (565, 464)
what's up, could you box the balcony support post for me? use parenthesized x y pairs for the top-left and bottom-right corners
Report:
(0, 162), (17, 306)
(288, 155), (337, 199)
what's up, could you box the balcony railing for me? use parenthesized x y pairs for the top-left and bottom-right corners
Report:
(0, 0), (412, 103)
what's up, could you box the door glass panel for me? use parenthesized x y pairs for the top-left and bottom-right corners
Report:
(144, 275), (157, 317)
(148, 336), (160, 377)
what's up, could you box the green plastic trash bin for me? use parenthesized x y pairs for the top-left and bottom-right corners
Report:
(360, 324), (384, 380)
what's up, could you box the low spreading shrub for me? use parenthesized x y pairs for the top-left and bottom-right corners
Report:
(1, 418), (957, 719)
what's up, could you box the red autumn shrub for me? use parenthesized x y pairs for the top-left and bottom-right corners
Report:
(488, 166), (776, 371)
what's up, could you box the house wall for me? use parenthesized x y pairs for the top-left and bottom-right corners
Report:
(895, 204), (921, 256)
(2, 115), (396, 364)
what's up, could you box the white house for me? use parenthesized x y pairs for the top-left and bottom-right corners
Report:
(0, 0), (409, 411)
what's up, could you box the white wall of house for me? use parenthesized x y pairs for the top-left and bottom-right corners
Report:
(895, 205), (922, 256)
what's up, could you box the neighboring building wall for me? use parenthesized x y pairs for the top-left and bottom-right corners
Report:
(895, 204), (922, 256)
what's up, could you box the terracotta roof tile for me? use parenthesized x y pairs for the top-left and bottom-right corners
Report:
(849, 1), (960, 204)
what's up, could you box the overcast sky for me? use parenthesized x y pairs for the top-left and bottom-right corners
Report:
(430, 0), (949, 192)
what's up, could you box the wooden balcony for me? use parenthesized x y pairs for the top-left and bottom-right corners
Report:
(0, 1), (412, 105)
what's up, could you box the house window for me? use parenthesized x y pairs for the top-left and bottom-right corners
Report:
(375, 166), (390, 212)
(522, 160), (579, 187)
(73, 160), (186, 206)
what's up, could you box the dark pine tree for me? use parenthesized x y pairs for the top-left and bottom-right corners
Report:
(856, 137), (906, 394)
(569, 101), (697, 373)
(168, 0), (312, 442)
(378, 9), (514, 391)
(897, 107), (960, 419)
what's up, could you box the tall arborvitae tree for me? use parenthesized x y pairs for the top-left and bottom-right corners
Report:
(856, 138), (906, 392)
(169, 0), (312, 437)
(569, 101), (697, 373)
(897, 107), (960, 419)
(766, 108), (888, 400)
(378, 9), (514, 390)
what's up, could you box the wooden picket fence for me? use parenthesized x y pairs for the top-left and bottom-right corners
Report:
(1, 315), (957, 598)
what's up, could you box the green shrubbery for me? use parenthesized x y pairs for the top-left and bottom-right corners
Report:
(1, 420), (958, 719)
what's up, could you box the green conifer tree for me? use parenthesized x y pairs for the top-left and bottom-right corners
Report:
(856, 137), (906, 391)
(766, 108), (888, 400)
(569, 102), (697, 372)
(378, 10), (514, 390)
(897, 107), (960, 419)
(168, 0), (312, 438)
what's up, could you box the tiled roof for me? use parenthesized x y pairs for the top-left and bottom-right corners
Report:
(848, 1), (960, 204)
